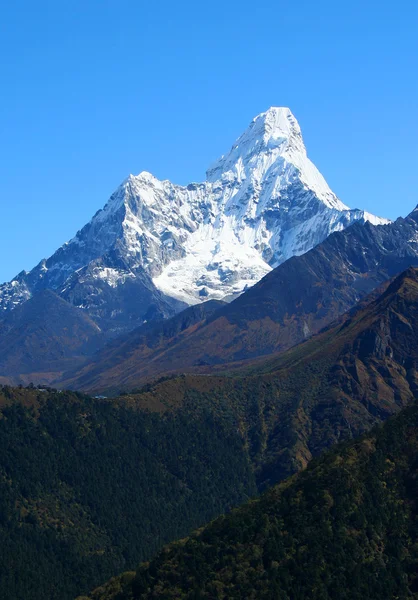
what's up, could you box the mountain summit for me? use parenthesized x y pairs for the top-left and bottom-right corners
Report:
(207, 107), (341, 208)
(152, 107), (388, 303)
(0, 108), (388, 331)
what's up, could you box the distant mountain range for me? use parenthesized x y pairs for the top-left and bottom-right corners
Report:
(1, 202), (417, 387)
(2, 107), (406, 387)
(60, 204), (418, 395)
(0, 108), (386, 337)
(0, 290), (103, 381)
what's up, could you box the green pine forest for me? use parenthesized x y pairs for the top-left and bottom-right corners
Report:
(0, 386), (255, 600)
(84, 399), (418, 600)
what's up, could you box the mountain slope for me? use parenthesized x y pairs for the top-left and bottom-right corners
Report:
(85, 399), (418, 600)
(60, 300), (225, 393)
(2, 269), (418, 600)
(0, 290), (102, 382)
(64, 206), (418, 394)
(152, 107), (386, 303)
(84, 267), (418, 490)
(0, 108), (385, 334)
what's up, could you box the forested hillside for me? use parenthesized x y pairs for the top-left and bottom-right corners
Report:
(0, 387), (255, 600)
(2, 268), (418, 599)
(84, 399), (418, 600)
(103, 267), (418, 489)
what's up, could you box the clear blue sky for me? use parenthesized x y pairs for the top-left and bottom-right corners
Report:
(0, 0), (417, 282)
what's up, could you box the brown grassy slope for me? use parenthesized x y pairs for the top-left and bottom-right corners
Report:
(58, 300), (225, 393)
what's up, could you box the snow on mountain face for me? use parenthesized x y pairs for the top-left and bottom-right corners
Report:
(0, 107), (389, 319)
(206, 107), (342, 208)
(133, 107), (388, 303)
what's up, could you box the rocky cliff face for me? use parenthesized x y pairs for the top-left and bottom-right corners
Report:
(0, 108), (386, 333)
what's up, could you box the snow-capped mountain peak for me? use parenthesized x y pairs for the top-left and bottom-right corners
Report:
(207, 107), (346, 212)
(208, 107), (302, 172)
(0, 107), (390, 323)
(218, 107), (303, 159)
